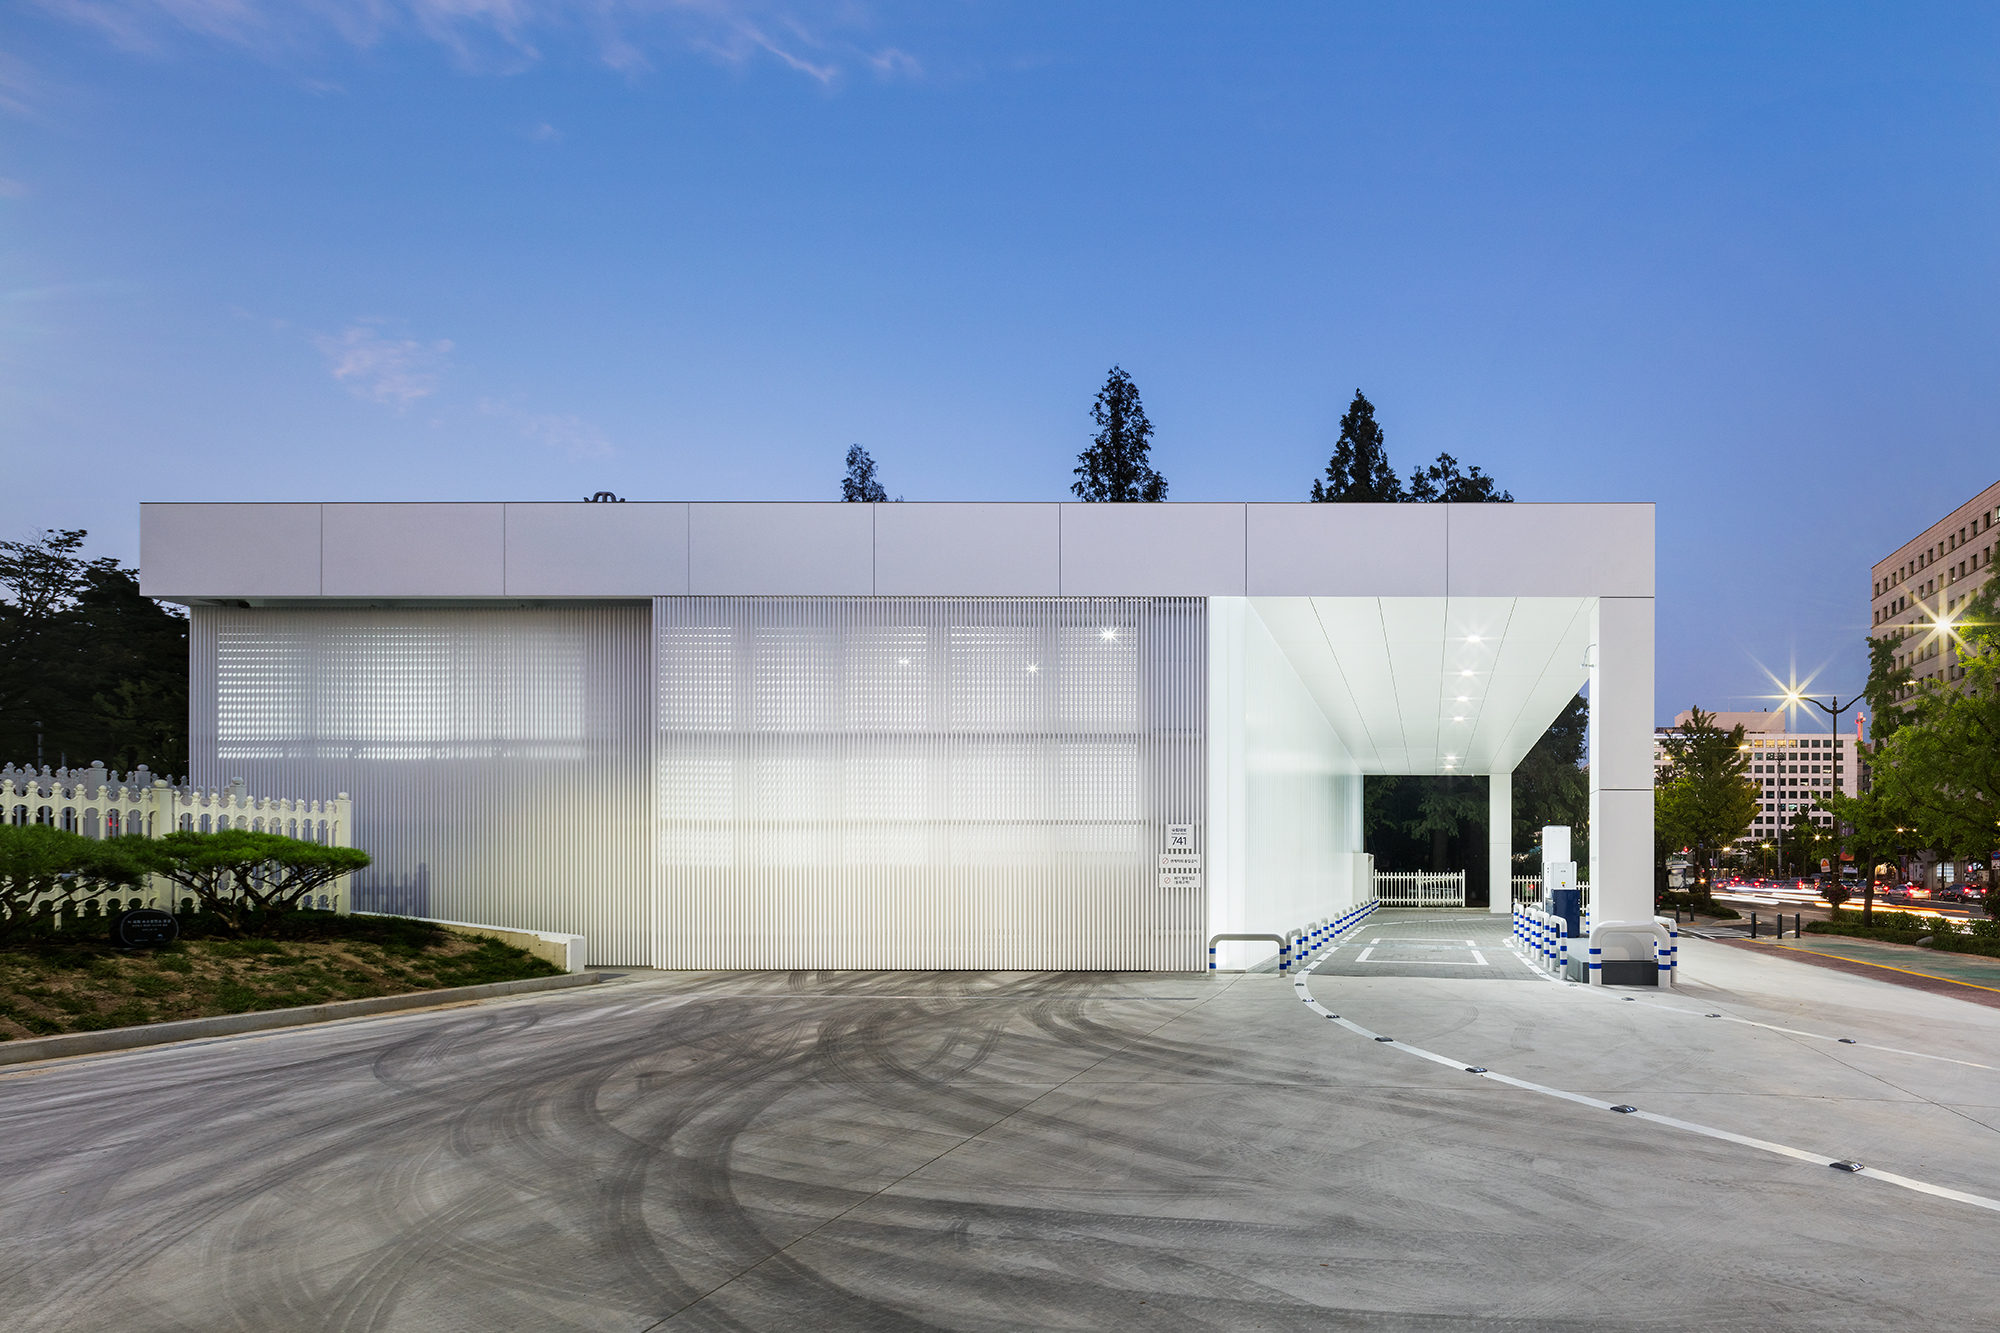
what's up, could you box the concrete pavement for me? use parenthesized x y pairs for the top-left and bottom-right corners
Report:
(1, 910), (1997, 1330)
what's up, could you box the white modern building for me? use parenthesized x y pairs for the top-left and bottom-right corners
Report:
(141, 500), (1654, 971)
(1652, 710), (1859, 842)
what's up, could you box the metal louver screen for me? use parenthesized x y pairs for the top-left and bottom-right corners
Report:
(655, 597), (1206, 970)
(191, 604), (653, 965)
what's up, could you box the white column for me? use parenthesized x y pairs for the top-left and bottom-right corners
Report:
(1489, 770), (1512, 913)
(1589, 597), (1655, 924)
(1206, 597), (1251, 969)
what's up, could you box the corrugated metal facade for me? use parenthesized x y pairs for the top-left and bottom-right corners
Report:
(190, 604), (654, 965)
(654, 597), (1206, 970)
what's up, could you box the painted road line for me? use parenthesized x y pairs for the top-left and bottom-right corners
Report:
(1292, 955), (2000, 1216)
(1767, 943), (2000, 995)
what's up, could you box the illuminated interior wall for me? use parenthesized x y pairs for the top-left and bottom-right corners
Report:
(190, 604), (653, 964)
(654, 596), (1206, 970)
(1206, 598), (1363, 969)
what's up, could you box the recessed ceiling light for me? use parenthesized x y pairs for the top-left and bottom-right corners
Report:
(1466, 635), (1481, 643)
(1460, 669), (1474, 676)
(1456, 695), (1469, 702)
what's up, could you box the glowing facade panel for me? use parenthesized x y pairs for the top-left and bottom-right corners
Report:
(190, 605), (653, 964)
(654, 597), (1206, 970)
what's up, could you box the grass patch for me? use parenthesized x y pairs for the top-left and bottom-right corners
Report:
(0, 914), (562, 1041)
(1805, 917), (2000, 959)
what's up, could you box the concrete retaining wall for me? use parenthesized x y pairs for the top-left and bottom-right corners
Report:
(354, 913), (588, 973)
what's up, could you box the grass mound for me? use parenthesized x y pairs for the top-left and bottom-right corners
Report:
(0, 913), (562, 1040)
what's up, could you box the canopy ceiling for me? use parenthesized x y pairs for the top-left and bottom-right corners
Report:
(1250, 596), (1593, 776)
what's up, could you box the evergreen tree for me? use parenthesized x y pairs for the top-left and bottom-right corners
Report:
(1407, 452), (1514, 503)
(1309, 391), (1401, 502)
(1072, 366), (1166, 502)
(841, 445), (890, 502)
(0, 529), (187, 773)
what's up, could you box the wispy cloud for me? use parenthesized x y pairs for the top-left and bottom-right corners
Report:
(315, 322), (452, 406)
(26, 0), (922, 84)
(481, 399), (615, 458)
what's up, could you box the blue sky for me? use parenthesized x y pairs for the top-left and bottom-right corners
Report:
(4, 1), (1997, 725)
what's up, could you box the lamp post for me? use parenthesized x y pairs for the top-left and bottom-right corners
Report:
(1788, 689), (1862, 917)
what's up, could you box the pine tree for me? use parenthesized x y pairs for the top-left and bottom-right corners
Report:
(1309, 391), (1401, 502)
(1072, 367), (1166, 502)
(841, 445), (890, 503)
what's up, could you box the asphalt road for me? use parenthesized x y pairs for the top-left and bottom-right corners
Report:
(3, 915), (1999, 1331)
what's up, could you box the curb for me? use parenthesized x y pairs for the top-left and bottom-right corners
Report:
(0, 970), (612, 1067)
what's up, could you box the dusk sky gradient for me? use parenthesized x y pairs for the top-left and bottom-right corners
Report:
(4, 2), (1997, 726)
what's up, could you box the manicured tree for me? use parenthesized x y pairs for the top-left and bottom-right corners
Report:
(131, 830), (371, 935)
(131, 830), (285, 935)
(1309, 391), (1400, 502)
(841, 445), (890, 503)
(1072, 366), (1166, 502)
(0, 826), (88, 938)
(262, 841), (372, 914)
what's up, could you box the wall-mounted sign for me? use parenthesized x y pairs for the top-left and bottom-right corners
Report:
(1159, 872), (1201, 890)
(1159, 853), (1201, 870)
(1164, 824), (1195, 850)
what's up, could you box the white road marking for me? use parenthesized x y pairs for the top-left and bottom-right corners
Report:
(1295, 923), (2000, 1217)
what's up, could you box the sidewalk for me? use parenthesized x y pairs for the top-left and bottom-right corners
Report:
(1723, 932), (2000, 1006)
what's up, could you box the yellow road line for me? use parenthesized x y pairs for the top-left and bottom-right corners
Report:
(1770, 943), (2000, 994)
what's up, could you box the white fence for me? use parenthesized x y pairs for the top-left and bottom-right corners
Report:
(1, 763), (353, 915)
(1512, 876), (1592, 907)
(1372, 870), (1465, 908)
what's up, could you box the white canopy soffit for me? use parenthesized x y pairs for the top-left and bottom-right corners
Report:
(1250, 596), (1591, 776)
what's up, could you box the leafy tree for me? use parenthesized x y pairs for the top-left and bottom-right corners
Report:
(1863, 631), (1914, 744)
(1864, 579), (2000, 869)
(1072, 366), (1166, 502)
(1310, 391), (1401, 502)
(1824, 786), (1924, 925)
(841, 445), (892, 503)
(1511, 692), (1589, 874)
(1655, 707), (1759, 903)
(133, 830), (372, 935)
(0, 529), (187, 773)
(1407, 452), (1514, 503)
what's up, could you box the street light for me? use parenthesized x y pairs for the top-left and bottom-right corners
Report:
(1788, 688), (1864, 919)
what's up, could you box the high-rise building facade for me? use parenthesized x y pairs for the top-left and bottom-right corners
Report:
(1652, 710), (1859, 842)
(1871, 478), (2000, 695)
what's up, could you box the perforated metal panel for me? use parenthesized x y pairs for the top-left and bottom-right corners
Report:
(655, 597), (1206, 970)
(190, 604), (653, 964)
